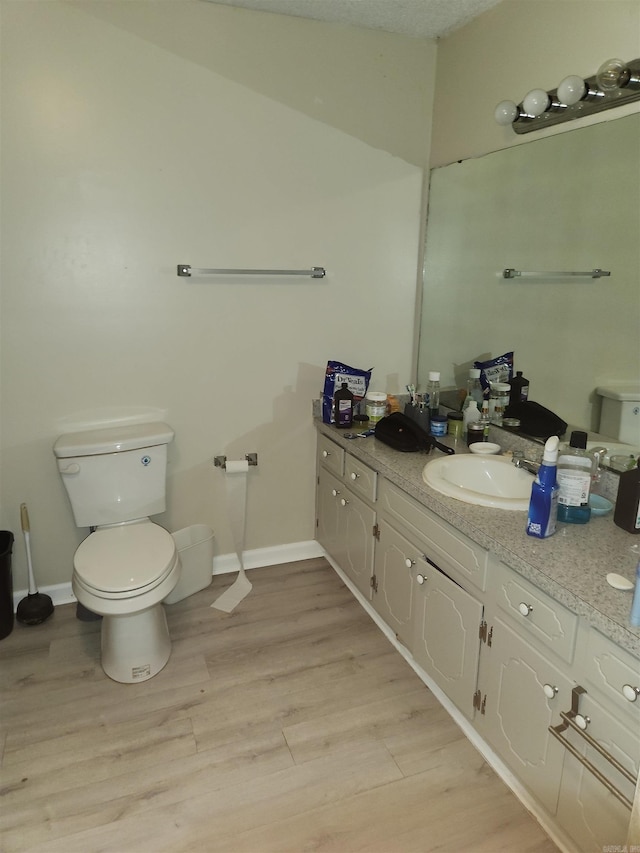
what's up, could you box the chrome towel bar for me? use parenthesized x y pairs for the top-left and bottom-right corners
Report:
(548, 686), (634, 811)
(178, 264), (326, 279)
(503, 268), (610, 279)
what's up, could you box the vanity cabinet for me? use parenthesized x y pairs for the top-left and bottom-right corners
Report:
(374, 480), (485, 719)
(314, 428), (639, 851)
(316, 435), (377, 600)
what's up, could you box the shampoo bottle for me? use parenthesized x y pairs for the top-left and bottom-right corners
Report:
(526, 436), (559, 539)
(557, 430), (593, 524)
(614, 458), (640, 534)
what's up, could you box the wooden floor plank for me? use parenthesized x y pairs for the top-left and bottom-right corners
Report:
(0, 558), (557, 853)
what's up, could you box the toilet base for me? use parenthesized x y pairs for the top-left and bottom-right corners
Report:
(101, 604), (171, 683)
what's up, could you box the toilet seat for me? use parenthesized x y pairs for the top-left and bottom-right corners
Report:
(74, 520), (177, 599)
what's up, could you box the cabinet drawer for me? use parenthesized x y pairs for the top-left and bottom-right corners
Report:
(345, 456), (377, 503)
(494, 563), (578, 663)
(317, 434), (344, 477)
(580, 628), (640, 724)
(378, 479), (487, 592)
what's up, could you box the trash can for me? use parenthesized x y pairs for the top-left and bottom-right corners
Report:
(164, 525), (214, 605)
(0, 531), (15, 640)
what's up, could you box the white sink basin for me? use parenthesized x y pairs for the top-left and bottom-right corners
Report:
(423, 454), (534, 510)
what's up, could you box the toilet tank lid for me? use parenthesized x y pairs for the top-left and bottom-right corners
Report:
(54, 422), (174, 458)
(596, 383), (640, 402)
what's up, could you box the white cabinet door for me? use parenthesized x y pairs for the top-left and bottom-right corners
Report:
(372, 521), (419, 649)
(333, 486), (376, 600)
(476, 614), (573, 815)
(316, 467), (343, 565)
(412, 559), (483, 720)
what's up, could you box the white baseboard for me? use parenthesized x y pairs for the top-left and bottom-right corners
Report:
(11, 539), (325, 610)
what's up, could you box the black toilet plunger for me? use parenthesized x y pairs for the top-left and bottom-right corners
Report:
(16, 503), (54, 626)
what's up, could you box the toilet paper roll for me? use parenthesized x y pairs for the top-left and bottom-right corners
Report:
(211, 458), (253, 612)
(225, 460), (250, 475)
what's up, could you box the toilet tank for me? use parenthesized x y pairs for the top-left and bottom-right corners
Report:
(53, 422), (174, 528)
(596, 384), (640, 445)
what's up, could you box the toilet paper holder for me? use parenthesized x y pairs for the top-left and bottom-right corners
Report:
(214, 453), (258, 469)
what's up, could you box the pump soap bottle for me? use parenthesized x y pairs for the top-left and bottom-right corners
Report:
(526, 436), (559, 539)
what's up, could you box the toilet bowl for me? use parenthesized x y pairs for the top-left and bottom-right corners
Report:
(54, 421), (180, 684)
(72, 520), (181, 683)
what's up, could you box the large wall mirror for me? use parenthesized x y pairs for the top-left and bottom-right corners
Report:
(417, 113), (640, 452)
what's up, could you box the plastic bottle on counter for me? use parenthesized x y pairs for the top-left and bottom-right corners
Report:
(614, 458), (640, 534)
(464, 368), (484, 411)
(479, 400), (491, 439)
(365, 391), (387, 425)
(630, 560), (640, 627)
(509, 371), (530, 408)
(526, 436), (559, 539)
(463, 400), (480, 436)
(426, 372), (441, 418)
(334, 383), (354, 428)
(557, 430), (593, 524)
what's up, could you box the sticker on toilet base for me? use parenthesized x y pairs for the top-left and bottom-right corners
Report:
(132, 664), (151, 679)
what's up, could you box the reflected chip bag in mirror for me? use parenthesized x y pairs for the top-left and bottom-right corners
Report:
(474, 352), (514, 399)
(323, 361), (372, 424)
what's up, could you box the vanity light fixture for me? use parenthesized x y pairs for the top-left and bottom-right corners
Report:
(495, 57), (640, 134)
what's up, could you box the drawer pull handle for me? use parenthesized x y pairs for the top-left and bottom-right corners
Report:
(340, 498), (348, 507)
(518, 602), (533, 617)
(350, 472), (359, 480)
(549, 685), (634, 811)
(416, 574), (426, 585)
(322, 450), (330, 458)
(543, 684), (558, 699)
(622, 684), (640, 702)
(574, 713), (590, 730)
(331, 489), (341, 497)
(405, 558), (415, 569)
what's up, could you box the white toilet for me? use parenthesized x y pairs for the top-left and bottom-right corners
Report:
(53, 422), (181, 684)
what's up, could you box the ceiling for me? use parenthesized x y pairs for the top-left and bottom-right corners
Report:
(202, 0), (504, 39)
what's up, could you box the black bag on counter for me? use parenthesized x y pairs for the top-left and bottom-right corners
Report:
(505, 401), (567, 439)
(374, 412), (454, 455)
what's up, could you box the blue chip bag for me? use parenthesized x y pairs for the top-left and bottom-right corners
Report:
(323, 361), (373, 424)
(474, 352), (514, 396)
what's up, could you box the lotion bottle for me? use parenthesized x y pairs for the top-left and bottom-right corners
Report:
(526, 436), (559, 539)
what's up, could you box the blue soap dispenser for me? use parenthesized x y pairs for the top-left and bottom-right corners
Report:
(526, 436), (559, 539)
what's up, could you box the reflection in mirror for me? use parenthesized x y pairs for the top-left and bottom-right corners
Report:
(417, 113), (640, 463)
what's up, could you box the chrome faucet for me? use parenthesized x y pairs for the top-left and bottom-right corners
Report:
(511, 450), (540, 475)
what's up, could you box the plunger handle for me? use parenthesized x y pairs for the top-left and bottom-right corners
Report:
(21, 503), (30, 533)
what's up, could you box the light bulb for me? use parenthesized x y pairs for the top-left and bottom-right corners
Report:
(596, 58), (630, 91)
(557, 75), (587, 106)
(522, 88), (550, 117)
(494, 100), (519, 126)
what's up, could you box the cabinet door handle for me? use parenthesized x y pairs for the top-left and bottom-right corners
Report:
(340, 498), (348, 507)
(405, 558), (416, 569)
(331, 489), (341, 497)
(622, 684), (640, 702)
(416, 574), (426, 584)
(518, 602), (533, 617)
(322, 450), (330, 458)
(574, 713), (590, 730)
(350, 472), (359, 480)
(543, 684), (558, 699)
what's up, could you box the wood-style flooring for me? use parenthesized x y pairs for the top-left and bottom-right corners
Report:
(1, 558), (558, 852)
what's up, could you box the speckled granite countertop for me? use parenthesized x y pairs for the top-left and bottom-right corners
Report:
(315, 419), (640, 658)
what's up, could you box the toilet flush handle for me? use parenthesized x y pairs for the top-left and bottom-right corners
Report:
(59, 463), (80, 475)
